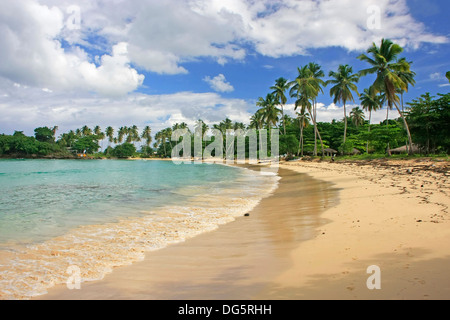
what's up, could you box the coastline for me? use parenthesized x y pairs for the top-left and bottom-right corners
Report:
(36, 166), (338, 299)
(270, 159), (450, 299)
(35, 159), (450, 299)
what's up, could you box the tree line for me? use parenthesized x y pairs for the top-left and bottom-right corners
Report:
(1, 39), (448, 159)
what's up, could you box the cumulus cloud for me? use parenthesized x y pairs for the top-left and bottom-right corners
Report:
(3, 0), (444, 81)
(0, 0), (144, 97)
(203, 74), (234, 93)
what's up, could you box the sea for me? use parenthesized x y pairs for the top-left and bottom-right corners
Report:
(0, 159), (279, 299)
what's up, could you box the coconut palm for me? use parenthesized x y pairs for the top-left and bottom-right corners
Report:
(350, 107), (365, 127)
(105, 126), (114, 146)
(289, 65), (325, 156)
(326, 64), (360, 148)
(358, 38), (415, 154)
(446, 71), (450, 83)
(256, 93), (281, 129)
(270, 77), (290, 135)
(307, 62), (325, 156)
(249, 110), (265, 130)
(396, 62), (416, 113)
(81, 125), (92, 137)
(141, 125), (152, 149)
(117, 126), (128, 143)
(360, 88), (383, 153)
(295, 103), (310, 157)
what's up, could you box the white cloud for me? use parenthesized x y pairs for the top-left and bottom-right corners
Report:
(203, 74), (234, 93)
(4, 0), (444, 82)
(0, 79), (251, 135)
(0, 0), (144, 97)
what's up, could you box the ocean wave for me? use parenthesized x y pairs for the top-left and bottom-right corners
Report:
(0, 167), (279, 300)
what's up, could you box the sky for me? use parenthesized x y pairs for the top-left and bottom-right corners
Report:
(0, 0), (449, 137)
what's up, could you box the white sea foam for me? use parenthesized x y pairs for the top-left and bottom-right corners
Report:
(0, 166), (279, 300)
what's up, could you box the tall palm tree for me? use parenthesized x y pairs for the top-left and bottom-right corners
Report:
(396, 62), (416, 113)
(105, 126), (114, 146)
(117, 126), (128, 143)
(350, 107), (365, 127)
(256, 93), (281, 129)
(295, 103), (310, 157)
(270, 77), (290, 135)
(326, 64), (360, 148)
(249, 110), (265, 130)
(289, 66), (325, 156)
(141, 125), (152, 150)
(81, 125), (92, 137)
(446, 71), (450, 83)
(307, 62), (325, 156)
(358, 38), (415, 154)
(360, 88), (382, 153)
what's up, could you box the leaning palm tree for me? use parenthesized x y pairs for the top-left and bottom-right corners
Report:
(358, 38), (415, 154)
(270, 77), (290, 135)
(105, 126), (114, 146)
(396, 62), (416, 113)
(360, 88), (382, 153)
(307, 62), (325, 156)
(326, 64), (360, 148)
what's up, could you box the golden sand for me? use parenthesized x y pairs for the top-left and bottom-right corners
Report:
(36, 159), (450, 300)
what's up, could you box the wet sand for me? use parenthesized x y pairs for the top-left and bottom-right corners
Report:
(36, 167), (338, 299)
(36, 159), (450, 300)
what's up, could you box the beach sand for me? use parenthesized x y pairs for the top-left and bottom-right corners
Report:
(36, 159), (450, 300)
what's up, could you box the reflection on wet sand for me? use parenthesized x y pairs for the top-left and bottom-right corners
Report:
(38, 167), (338, 300)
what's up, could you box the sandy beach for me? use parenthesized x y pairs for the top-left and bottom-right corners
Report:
(36, 159), (450, 300)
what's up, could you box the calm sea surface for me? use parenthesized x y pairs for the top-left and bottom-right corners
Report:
(0, 159), (279, 299)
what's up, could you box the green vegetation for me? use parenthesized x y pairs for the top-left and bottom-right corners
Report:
(1, 39), (448, 161)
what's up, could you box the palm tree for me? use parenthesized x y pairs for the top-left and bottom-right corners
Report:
(105, 126), (114, 146)
(446, 71), (450, 83)
(270, 77), (290, 135)
(194, 119), (208, 136)
(396, 62), (416, 113)
(289, 65), (325, 156)
(141, 126), (152, 150)
(256, 93), (281, 129)
(249, 110), (265, 130)
(307, 62), (325, 156)
(350, 107), (365, 127)
(117, 127), (128, 143)
(81, 125), (92, 137)
(360, 88), (382, 153)
(126, 125), (139, 144)
(326, 64), (360, 148)
(358, 38), (415, 154)
(295, 103), (310, 157)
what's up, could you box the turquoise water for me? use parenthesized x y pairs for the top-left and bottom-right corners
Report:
(0, 159), (279, 299)
(0, 159), (242, 245)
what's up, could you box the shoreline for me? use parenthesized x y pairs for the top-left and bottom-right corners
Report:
(35, 165), (338, 299)
(271, 159), (450, 299)
(34, 159), (450, 299)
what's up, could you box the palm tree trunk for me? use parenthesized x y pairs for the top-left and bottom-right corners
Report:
(313, 101), (317, 156)
(386, 105), (391, 156)
(343, 102), (347, 146)
(367, 111), (372, 154)
(395, 105), (414, 155)
(282, 105), (286, 135)
(298, 120), (304, 157)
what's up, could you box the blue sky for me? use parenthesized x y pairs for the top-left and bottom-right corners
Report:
(0, 0), (449, 136)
